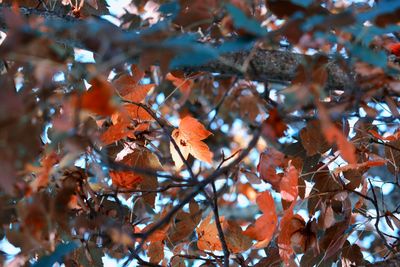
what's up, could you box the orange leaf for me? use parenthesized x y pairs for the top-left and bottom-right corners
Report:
(280, 164), (298, 202)
(369, 129), (400, 142)
(323, 125), (357, 164)
(110, 148), (162, 190)
(81, 77), (116, 116)
(124, 105), (154, 121)
(179, 116), (212, 140)
(113, 65), (150, 97)
(170, 116), (213, 168)
(100, 115), (131, 145)
(110, 170), (143, 190)
(122, 84), (154, 103)
(166, 72), (194, 95)
(244, 191), (278, 248)
(196, 213), (222, 251)
(196, 213), (252, 253)
(141, 222), (169, 242)
(29, 151), (59, 192)
(278, 202), (303, 264)
(333, 160), (386, 175)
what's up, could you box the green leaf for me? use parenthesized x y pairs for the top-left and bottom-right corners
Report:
(32, 241), (80, 267)
(350, 45), (387, 68)
(225, 4), (266, 37)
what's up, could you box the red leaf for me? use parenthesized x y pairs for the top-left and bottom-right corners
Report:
(390, 43), (400, 56)
(262, 108), (287, 140)
(257, 148), (287, 191)
(280, 164), (299, 202)
(369, 129), (400, 142)
(278, 202), (303, 264)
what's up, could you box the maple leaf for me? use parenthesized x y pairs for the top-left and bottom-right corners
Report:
(80, 77), (117, 116)
(110, 148), (161, 191)
(196, 213), (252, 253)
(170, 116), (213, 168)
(300, 120), (331, 156)
(244, 191), (278, 248)
(100, 68), (155, 145)
(109, 170), (143, 190)
(100, 115), (132, 145)
(196, 213), (223, 251)
(29, 151), (59, 192)
(169, 201), (202, 243)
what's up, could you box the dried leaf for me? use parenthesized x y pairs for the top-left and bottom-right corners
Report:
(148, 241), (164, 264)
(300, 120), (330, 156)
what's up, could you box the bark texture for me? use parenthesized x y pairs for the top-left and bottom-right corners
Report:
(0, 6), (354, 91)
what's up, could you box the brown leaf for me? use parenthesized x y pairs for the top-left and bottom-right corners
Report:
(148, 241), (164, 264)
(168, 202), (202, 244)
(300, 120), (330, 156)
(262, 108), (287, 140)
(384, 140), (400, 174)
(110, 148), (162, 198)
(241, 169), (262, 184)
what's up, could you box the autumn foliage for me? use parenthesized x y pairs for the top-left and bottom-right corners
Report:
(0, 0), (400, 266)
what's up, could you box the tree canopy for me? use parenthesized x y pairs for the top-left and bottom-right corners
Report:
(0, 0), (399, 266)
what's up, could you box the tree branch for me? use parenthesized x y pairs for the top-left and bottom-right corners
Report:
(0, 6), (354, 92)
